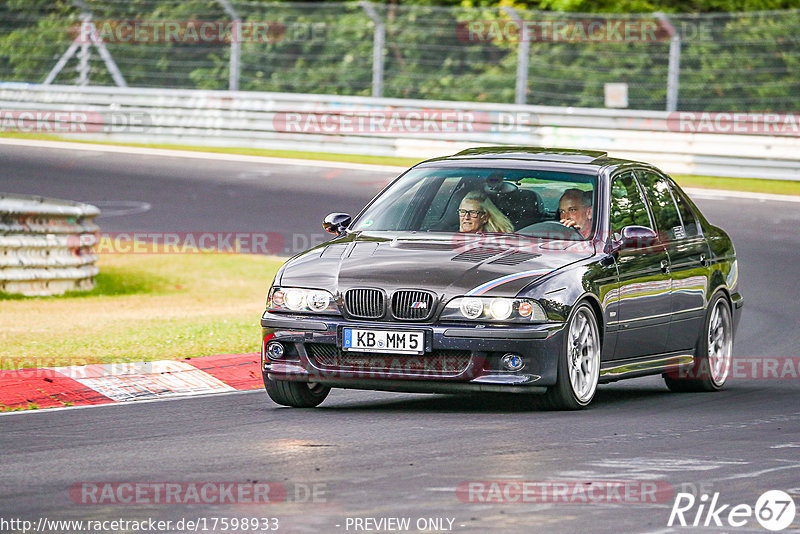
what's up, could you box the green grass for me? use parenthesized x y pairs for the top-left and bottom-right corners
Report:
(671, 174), (800, 196)
(0, 132), (418, 167)
(0, 403), (39, 412)
(0, 246), (284, 370)
(3, 132), (798, 195)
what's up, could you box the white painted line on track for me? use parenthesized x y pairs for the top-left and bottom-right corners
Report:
(0, 137), (409, 173)
(714, 462), (800, 481)
(0, 388), (261, 417)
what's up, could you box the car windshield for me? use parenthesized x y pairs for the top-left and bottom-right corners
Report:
(350, 166), (597, 240)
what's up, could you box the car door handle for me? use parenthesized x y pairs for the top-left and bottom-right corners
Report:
(660, 260), (670, 273)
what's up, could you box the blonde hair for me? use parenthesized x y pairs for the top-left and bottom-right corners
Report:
(462, 191), (514, 233)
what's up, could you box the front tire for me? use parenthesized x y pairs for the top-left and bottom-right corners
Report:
(540, 303), (601, 410)
(264, 375), (331, 407)
(664, 292), (733, 392)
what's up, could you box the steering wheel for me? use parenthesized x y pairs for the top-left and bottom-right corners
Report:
(516, 220), (584, 240)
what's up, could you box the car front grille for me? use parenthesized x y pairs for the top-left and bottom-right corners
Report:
(392, 290), (436, 321)
(306, 344), (472, 377)
(344, 288), (385, 319)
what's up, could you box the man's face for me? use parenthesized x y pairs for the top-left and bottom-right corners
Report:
(458, 199), (488, 233)
(558, 194), (592, 236)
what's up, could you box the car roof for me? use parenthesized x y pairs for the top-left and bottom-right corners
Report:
(415, 146), (647, 172)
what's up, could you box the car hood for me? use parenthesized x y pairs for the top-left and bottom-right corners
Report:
(278, 232), (595, 298)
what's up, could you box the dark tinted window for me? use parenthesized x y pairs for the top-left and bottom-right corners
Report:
(672, 187), (701, 238)
(609, 172), (652, 238)
(638, 170), (683, 239)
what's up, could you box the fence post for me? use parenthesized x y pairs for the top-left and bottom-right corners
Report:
(216, 0), (241, 91)
(359, 1), (385, 98)
(77, 14), (90, 85)
(657, 12), (681, 112)
(503, 7), (529, 105)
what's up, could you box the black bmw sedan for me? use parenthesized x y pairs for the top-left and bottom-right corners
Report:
(260, 147), (743, 410)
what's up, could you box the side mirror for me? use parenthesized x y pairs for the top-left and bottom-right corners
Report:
(621, 225), (658, 249)
(323, 213), (351, 235)
(604, 225), (658, 255)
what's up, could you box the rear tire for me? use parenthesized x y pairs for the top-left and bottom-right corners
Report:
(264, 376), (330, 407)
(664, 292), (733, 392)
(539, 303), (600, 410)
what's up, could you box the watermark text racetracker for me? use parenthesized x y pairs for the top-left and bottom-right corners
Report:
(89, 230), (715, 257)
(93, 232), (600, 256)
(95, 232), (285, 255)
(0, 110), (151, 133)
(92, 231), (335, 256)
(670, 356), (800, 381)
(457, 18), (714, 43)
(69, 20), (328, 44)
(667, 112), (800, 135)
(457, 480), (674, 504)
(10, 356), (800, 380)
(0, 516), (280, 533)
(69, 481), (327, 505)
(272, 110), (546, 135)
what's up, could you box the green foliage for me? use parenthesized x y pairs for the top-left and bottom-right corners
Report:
(0, 1), (798, 110)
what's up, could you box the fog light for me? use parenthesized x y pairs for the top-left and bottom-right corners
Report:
(266, 341), (285, 360)
(502, 353), (524, 371)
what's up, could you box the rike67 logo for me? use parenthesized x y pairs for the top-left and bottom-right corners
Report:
(669, 490), (796, 531)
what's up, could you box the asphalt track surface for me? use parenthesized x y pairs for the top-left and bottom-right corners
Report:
(1, 143), (799, 533)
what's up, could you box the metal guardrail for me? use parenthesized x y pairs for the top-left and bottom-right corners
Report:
(1, 83), (799, 180)
(0, 193), (100, 296)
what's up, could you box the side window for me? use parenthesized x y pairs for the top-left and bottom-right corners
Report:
(671, 186), (701, 238)
(637, 170), (683, 239)
(610, 172), (652, 238)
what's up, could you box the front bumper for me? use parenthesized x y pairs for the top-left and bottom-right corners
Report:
(260, 311), (565, 394)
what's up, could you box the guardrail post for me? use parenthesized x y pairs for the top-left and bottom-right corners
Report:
(359, 1), (385, 98)
(504, 7), (530, 106)
(216, 0), (241, 91)
(657, 12), (681, 112)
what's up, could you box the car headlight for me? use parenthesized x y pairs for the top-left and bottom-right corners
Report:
(442, 297), (547, 322)
(267, 287), (340, 315)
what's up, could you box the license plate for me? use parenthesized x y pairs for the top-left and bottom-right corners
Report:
(342, 328), (425, 355)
